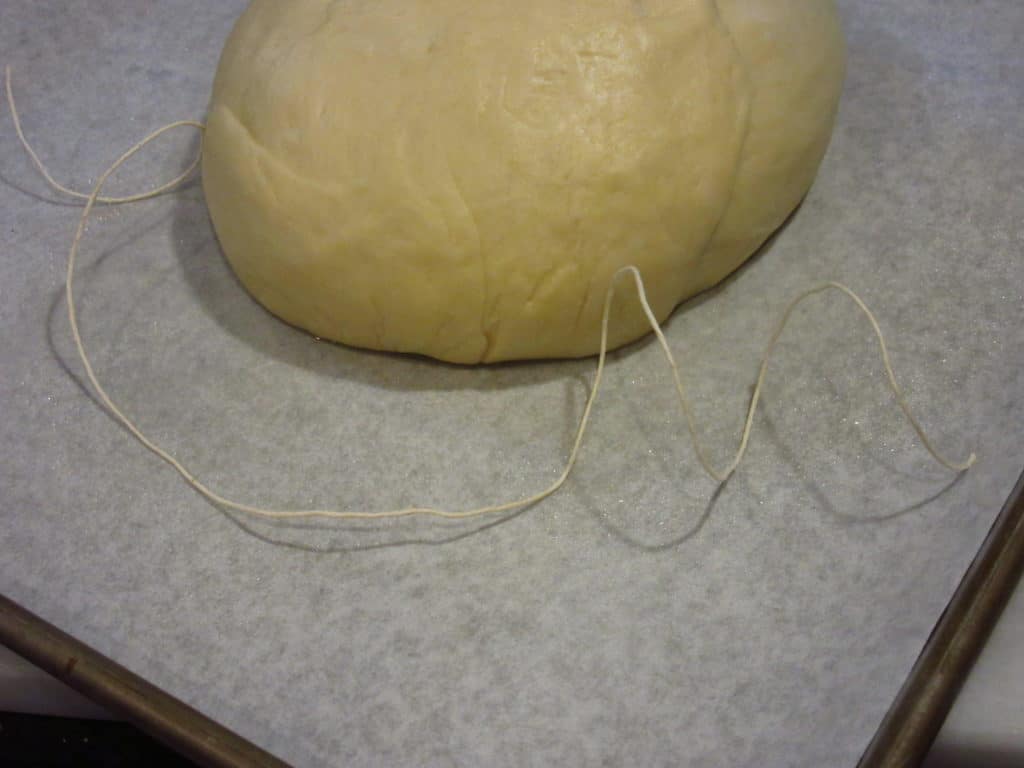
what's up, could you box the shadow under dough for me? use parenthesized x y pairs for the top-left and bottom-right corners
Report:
(169, 175), (580, 394)
(169, 130), (800, 395)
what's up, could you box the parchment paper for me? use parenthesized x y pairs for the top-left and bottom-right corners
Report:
(2, 2), (1022, 766)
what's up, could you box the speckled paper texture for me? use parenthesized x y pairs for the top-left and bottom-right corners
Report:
(1, 2), (1022, 766)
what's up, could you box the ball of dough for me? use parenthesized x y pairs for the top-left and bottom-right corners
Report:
(202, 0), (845, 363)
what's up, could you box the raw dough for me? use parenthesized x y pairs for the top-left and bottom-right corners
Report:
(202, 0), (845, 363)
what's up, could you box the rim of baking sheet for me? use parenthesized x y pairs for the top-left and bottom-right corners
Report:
(2, 470), (1022, 768)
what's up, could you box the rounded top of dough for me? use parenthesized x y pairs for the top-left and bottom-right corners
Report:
(202, 0), (845, 363)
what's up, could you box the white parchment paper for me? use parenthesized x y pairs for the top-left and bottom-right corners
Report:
(2, 2), (1022, 765)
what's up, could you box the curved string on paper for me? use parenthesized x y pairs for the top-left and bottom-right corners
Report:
(4, 66), (977, 525)
(5, 66), (202, 204)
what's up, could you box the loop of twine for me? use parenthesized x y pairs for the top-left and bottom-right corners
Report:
(5, 65), (976, 524)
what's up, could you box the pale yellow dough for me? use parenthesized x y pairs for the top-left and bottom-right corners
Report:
(202, 0), (845, 363)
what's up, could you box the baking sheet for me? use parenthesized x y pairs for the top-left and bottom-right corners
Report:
(2, 1), (1022, 766)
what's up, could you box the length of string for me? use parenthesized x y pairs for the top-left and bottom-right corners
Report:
(5, 65), (202, 204)
(6, 67), (976, 524)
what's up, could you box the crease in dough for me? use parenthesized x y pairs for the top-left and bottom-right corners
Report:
(202, 0), (845, 363)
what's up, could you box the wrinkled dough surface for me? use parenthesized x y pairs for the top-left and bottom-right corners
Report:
(202, 0), (845, 363)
